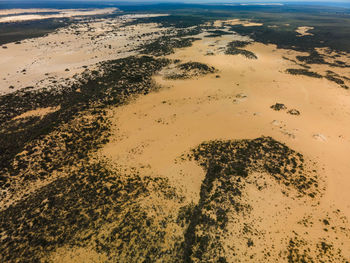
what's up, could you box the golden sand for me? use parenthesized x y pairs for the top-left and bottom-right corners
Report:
(296, 26), (314, 36)
(13, 106), (60, 120)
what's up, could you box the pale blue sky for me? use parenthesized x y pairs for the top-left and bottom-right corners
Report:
(119, 0), (348, 1)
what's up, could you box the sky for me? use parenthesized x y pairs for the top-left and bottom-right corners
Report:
(0, 0), (349, 8)
(1, 0), (349, 2)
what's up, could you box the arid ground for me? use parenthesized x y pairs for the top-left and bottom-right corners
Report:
(0, 4), (350, 262)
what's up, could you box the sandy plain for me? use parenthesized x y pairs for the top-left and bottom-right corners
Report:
(0, 14), (168, 94)
(1, 14), (350, 261)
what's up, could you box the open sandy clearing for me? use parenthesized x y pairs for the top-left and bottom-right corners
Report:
(296, 26), (314, 36)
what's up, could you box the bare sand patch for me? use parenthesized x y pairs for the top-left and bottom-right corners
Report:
(13, 106), (60, 120)
(296, 26), (314, 36)
(47, 246), (108, 263)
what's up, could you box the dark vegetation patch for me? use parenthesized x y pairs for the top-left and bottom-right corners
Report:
(287, 237), (348, 263)
(140, 35), (201, 56)
(296, 50), (350, 68)
(286, 69), (349, 89)
(165, 62), (217, 80)
(182, 137), (319, 262)
(325, 71), (349, 89)
(226, 47), (257, 60)
(228, 23), (316, 52)
(271, 103), (287, 111)
(225, 41), (257, 59)
(178, 62), (215, 73)
(0, 18), (71, 45)
(270, 104), (301, 116)
(205, 30), (232, 38)
(0, 160), (185, 262)
(137, 25), (201, 56)
(126, 14), (209, 29)
(226, 40), (250, 49)
(287, 109), (301, 116)
(286, 68), (323, 78)
(325, 74), (344, 85)
(296, 50), (326, 65)
(177, 62), (216, 74)
(125, 16), (205, 57)
(282, 56), (311, 69)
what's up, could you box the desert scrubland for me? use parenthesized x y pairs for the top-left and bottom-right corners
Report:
(0, 7), (350, 262)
